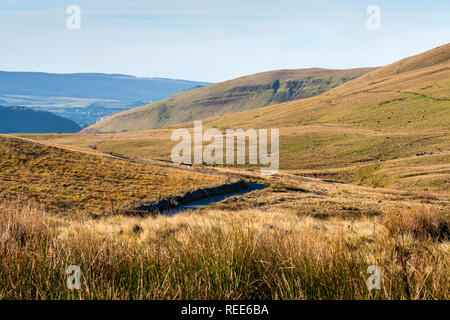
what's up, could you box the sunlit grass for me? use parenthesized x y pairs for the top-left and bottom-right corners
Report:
(0, 135), (226, 215)
(0, 200), (447, 299)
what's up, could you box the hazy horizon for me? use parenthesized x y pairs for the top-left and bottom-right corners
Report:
(1, 0), (449, 82)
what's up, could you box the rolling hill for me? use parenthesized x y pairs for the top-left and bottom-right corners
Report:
(0, 106), (81, 133)
(20, 44), (450, 193)
(5, 44), (449, 300)
(199, 43), (450, 191)
(83, 67), (374, 133)
(0, 135), (226, 214)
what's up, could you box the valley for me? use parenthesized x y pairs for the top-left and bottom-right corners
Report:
(1, 44), (448, 300)
(25, 44), (448, 194)
(1, 131), (448, 299)
(0, 72), (209, 127)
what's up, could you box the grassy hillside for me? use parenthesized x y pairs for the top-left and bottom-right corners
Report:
(84, 68), (374, 133)
(2, 45), (449, 300)
(199, 44), (450, 190)
(0, 106), (81, 133)
(205, 44), (450, 131)
(0, 135), (226, 215)
(21, 44), (450, 193)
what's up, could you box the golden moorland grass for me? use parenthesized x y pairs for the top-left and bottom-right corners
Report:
(1, 152), (448, 300)
(0, 198), (447, 299)
(0, 136), (448, 300)
(1, 44), (448, 300)
(0, 135), (227, 215)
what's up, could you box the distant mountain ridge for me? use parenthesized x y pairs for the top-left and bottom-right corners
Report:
(84, 67), (375, 133)
(0, 71), (210, 102)
(0, 106), (81, 133)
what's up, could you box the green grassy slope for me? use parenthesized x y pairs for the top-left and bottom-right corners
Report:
(83, 68), (374, 133)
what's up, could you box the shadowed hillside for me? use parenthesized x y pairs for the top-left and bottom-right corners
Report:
(0, 106), (81, 133)
(83, 68), (374, 133)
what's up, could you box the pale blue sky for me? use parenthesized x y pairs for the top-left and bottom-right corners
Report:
(0, 0), (449, 82)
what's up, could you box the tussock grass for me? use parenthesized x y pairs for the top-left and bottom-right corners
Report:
(383, 205), (449, 242)
(0, 200), (447, 300)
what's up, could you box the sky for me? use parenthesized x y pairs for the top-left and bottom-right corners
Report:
(0, 0), (449, 83)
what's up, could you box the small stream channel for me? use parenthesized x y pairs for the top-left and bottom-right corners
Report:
(161, 182), (267, 215)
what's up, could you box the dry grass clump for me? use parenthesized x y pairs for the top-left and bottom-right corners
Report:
(383, 205), (449, 242)
(0, 201), (52, 248)
(0, 200), (448, 300)
(381, 205), (449, 299)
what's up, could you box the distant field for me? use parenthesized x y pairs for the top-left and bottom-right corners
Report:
(0, 135), (226, 215)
